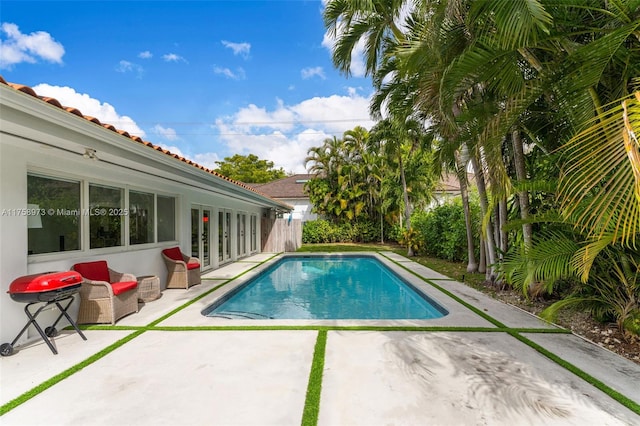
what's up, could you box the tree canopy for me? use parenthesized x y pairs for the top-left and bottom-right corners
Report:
(214, 154), (287, 183)
(322, 0), (640, 335)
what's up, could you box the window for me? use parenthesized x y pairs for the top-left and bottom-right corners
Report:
(27, 174), (81, 254)
(157, 195), (176, 242)
(89, 184), (123, 248)
(129, 191), (154, 244)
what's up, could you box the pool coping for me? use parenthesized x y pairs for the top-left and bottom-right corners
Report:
(159, 252), (556, 330)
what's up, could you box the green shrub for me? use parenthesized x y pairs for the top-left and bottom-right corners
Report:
(302, 220), (334, 243)
(387, 223), (404, 243)
(303, 218), (385, 244)
(398, 227), (423, 254)
(352, 219), (381, 243)
(412, 201), (479, 262)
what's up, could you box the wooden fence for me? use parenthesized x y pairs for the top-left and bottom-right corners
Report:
(261, 217), (302, 252)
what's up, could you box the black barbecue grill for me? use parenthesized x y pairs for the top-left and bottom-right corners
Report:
(1, 271), (87, 356)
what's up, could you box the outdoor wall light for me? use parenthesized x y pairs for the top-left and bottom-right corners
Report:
(83, 148), (98, 160)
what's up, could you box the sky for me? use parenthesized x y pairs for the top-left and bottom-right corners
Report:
(0, 0), (376, 174)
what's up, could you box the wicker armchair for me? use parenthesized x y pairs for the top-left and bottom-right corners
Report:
(72, 261), (139, 325)
(161, 247), (201, 289)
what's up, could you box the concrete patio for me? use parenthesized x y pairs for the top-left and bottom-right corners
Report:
(1, 252), (639, 425)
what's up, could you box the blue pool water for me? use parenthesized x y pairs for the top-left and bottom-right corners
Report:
(203, 255), (448, 319)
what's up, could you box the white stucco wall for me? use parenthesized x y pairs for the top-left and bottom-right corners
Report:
(0, 85), (287, 344)
(281, 199), (317, 222)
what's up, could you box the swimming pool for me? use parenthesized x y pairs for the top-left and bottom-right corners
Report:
(202, 255), (448, 320)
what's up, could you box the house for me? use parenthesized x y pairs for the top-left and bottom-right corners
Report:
(428, 172), (476, 209)
(251, 174), (318, 222)
(0, 77), (291, 344)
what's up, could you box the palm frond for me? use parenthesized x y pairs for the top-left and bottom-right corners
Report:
(558, 92), (640, 247)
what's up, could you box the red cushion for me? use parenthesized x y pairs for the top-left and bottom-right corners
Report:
(73, 261), (110, 283)
(187, 262), (200, 270)
(162, 247), (184, 261)
(111, 281), (137, 296)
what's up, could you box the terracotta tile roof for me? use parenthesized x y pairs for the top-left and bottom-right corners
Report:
(0, 76), (282, 203)
(251, 174), (313, 199)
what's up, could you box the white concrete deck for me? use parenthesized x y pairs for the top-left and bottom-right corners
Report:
(1, 252), (639, 425)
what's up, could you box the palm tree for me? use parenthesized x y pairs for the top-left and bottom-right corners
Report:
(323, 0), (409, 77)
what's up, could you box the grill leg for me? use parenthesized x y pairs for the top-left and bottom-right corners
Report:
(53, 297), (87, 341)
(24, 302), (58, 355)
(7, 315), (34, 348)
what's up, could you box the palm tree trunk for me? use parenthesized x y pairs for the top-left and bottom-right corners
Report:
(399, 155), (414, 256)
(455, 151), (478, 272)
(478, 235), (486, 274)
(512, 129), (533, 248)
(499, 198), (508, 259)
(380, 212), (384, 244)
(493, 203), (501, 256)
(469, 148), (497, 282)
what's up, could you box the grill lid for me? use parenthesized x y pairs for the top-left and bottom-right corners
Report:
(8, 271), (83, 294)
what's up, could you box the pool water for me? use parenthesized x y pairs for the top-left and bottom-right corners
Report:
(203, 256), (448, 320)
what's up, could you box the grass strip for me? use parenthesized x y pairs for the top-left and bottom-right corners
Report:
(379, 253), (508, 328)
(0, 330), (144, 416)
(508, 331), (640, 415)
(149, 325), (569, 333)
(301, 330), (327, 426)
(77, 325), (145, 331)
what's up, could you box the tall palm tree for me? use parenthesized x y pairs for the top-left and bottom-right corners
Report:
(323, 0), (409, 77)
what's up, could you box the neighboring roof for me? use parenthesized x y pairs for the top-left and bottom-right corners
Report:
(251, 174), (313, 199)
(0, 76), (289, 209)
(436, 172), (475, 193)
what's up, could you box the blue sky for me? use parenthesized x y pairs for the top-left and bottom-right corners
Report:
(0, 0), (376, 173)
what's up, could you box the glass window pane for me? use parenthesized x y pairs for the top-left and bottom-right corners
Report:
(129, 191), (154, 245)
(251, 215), (257, 251)
(157, 196), (176, 242)
(89, 184), (123, 248)
(27, 175), (80, 254)
(191, 208), (199, 258)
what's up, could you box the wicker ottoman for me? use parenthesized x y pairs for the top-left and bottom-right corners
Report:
(137, 275), (161, 302)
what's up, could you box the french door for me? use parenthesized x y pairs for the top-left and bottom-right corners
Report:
(191, 206), (212, 269)
(218, 209), (232, 264)
(237, 212), (247, 257)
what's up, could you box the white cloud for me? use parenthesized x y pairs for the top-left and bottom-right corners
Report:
(193, 152), (221, 170)
(213, 90), (374, 173)
(116, 60), (144, 77)
(221, 40), (251, 59)
(301, 66), (326, 80)
(162, 53), (186, 63)
(31, 83), (146, 138)
(0, 22), (64, 69)
(138, 51), (152, 59)
(152, 125), (179, 141)
(213, 66), (246, 80)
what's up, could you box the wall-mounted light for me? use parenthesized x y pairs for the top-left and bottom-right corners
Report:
(83, 148), (98, 160)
